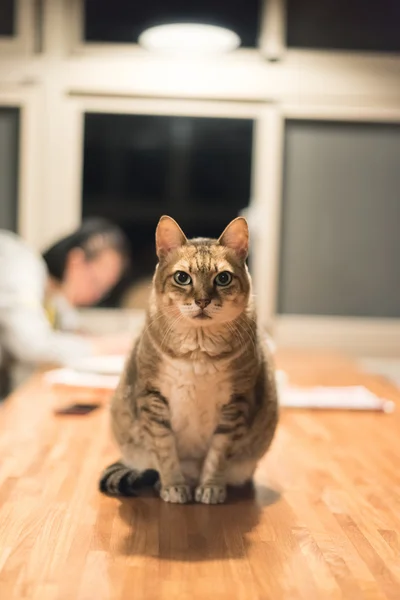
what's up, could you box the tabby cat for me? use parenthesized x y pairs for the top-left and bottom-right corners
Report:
(100, 216), (278, 504)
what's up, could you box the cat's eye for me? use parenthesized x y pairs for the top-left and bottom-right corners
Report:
(174, 271), (192, 286)
(214, 271), (233, 287)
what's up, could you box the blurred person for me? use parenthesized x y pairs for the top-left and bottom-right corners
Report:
(0, 218), (132, 395)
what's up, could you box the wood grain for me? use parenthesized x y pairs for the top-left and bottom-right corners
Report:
(0, 351), (400, 600)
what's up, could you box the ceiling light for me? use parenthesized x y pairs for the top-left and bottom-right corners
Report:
(138, 23), (241, 55)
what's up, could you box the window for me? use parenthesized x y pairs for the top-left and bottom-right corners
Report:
(82, 112), (253, 305)
(286, 0), (400, 53)
(0, 108), (19, 232)
(0, 0), (15, 37)
(278, 120), (400, 318)
(84, 0), (261, 48)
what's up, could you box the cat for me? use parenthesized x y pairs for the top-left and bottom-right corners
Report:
(99, 216), (278, 504)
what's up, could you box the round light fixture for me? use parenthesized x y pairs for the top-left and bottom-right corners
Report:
(138, 23), (241, 55)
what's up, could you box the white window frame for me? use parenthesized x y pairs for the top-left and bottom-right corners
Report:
(271, 104), (400, 355)
(56, 0), (400, 114)
(64, 94), (280, 325)
(0, 88), (43, 247)
(0, 0), (35, 55)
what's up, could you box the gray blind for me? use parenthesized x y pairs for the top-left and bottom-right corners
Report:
(0, 108), (19, 232)
(278, 120), (400, 318)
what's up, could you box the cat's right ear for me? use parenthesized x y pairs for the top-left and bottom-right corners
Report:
(218, 217), (249, 259)
(156, 216), (187, 259)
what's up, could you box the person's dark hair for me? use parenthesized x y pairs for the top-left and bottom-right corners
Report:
(42, 218), (130, 281)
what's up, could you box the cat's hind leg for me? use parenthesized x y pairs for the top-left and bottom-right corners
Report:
(225, 459), (257, 486)
(99, 461), (159, 497)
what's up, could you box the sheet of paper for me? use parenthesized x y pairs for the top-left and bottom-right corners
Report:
(45, 368), (119, 389)
(279, 384), (394, 412)
(68, 355), (126, 375)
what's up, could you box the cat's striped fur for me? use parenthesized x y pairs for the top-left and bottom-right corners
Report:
(100, 216), (278, 504)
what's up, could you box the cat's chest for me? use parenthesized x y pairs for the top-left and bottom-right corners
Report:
(157, 358), (232, 458)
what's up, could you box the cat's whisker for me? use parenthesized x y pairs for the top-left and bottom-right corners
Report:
(233, 325), (250, 354)
(225, 321), (245, 352)
(159, 312), (184, 351)
(232, 319), (257, 356)
(142, 306), (178, 336)
(164, 315), (185, 351)
(163, 316), (184, 350)
(239, 317), (258, 345)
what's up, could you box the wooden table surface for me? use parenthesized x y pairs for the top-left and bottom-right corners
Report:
(1, 352), (400, 600)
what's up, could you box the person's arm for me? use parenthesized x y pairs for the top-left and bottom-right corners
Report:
(1, 302), (93, 366)
(1, 298), (135, 366)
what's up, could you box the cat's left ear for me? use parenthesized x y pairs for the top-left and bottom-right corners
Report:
(156, 215), (187, 259)
(218, 217), (249, 259)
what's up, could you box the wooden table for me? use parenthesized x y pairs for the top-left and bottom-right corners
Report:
(1, 352), (400, 600)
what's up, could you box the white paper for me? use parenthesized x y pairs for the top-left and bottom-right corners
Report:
(44, 368), (119, 389)
(279, 384), (394, 413)
(68, 354), (126, 375)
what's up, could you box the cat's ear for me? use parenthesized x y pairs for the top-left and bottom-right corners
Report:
(218, 217), (249, 259)
(156, 216), (187, 259)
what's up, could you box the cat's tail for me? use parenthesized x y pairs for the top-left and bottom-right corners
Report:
(99, 461), (159, 497)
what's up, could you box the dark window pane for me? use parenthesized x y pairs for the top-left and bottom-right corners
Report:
(190, 119), (252, 206)
(0, 108), (19, 232)
(82, 112), (253, 306)
(0, 0), (15, 36)
(84, 0), (260, 48)
(278, 120), (400, 318)
(287, 0), (400, 53)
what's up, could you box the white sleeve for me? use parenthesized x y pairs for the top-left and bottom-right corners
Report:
(1, 303), (93, 366)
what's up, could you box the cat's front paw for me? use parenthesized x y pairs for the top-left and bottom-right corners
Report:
(195, 484), (227, 504)
(160, 484), (192, 504)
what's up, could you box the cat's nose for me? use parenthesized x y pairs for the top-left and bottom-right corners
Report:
(195, 298), (211, 309)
